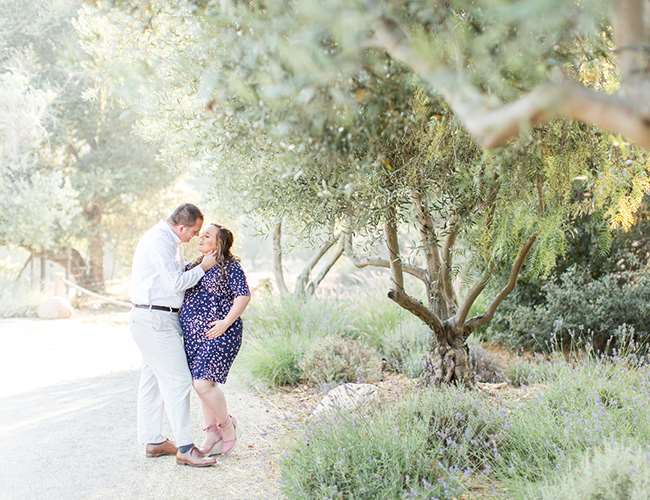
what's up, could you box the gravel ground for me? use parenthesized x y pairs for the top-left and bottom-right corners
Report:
(0, 314), (293, 500)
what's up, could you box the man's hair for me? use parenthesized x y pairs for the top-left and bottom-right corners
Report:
(168, 203), (203, 226)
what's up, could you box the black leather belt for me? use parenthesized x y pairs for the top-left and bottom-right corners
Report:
(134, 304), (180, 313)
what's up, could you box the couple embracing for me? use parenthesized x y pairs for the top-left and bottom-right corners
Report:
(129, 203), (251, 467)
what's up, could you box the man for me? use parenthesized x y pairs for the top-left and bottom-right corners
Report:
(129, 203), (217, 467)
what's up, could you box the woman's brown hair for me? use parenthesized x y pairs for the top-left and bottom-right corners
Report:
(187, 223), (239, 274)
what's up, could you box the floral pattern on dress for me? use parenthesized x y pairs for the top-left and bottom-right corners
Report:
(179, 260), (250, 383)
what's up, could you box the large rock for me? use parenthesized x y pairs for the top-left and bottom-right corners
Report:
(310, 383), (379, 419)
(37, 297), (74, 320)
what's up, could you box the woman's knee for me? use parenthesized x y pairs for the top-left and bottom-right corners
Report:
(193, 379), (214, 394)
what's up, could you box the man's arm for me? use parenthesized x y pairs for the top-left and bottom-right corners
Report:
(151, 243), (214, 293)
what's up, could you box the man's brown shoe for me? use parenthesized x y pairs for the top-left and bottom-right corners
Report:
(176, 446), (217, 467)
(145, 439), (177, 458)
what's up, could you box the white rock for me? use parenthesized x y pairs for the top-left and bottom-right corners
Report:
(37, 297), (74, 320)
(311, 383), (379, 419)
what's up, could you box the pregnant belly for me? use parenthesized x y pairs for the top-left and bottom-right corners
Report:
(179, 309), (218, 336)
(180, 305), (242, 333)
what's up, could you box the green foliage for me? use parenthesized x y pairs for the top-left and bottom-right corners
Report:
(504, 358), (555, 387)
(240, 294), (429, 386)
(78, 1), (649, 312)
(282, 357), (650, 498)
(300, 335), (383, 386)
(0, 49), (78, 249)
(240, 332), (305, 387)
(372, 319), (430, 378)
(486, 266), (650, 352)
(281, 389), (487, 499)
(0, 1), (174, 287)
(523, 443), (650, 500)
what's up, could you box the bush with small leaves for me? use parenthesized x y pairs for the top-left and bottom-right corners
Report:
(524, 443), (650, 499)
(375, 319), (430, 378)
(486, 266), (650, 353)
(281, 388), (501, 499)
(300, 335), (383, 386)
(505, 358), (553, 387)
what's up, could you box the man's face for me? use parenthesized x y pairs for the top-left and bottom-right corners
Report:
(178, 218), (203, 243)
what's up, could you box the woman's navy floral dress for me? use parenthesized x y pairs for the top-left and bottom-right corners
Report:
(179, 260), (250, 383)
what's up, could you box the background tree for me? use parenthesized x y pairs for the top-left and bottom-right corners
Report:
(1, 0), (176, 291)
(0, 1), (79, 273)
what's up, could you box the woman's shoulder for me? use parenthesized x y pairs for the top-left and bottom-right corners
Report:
(226, 258), (244, 271)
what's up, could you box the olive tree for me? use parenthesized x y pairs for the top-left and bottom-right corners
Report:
(1, 0), (175, 291)
(196, 0), (650, 150)
(83, 0), (649, 383)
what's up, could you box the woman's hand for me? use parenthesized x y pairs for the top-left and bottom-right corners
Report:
(205, 319), (229, 339)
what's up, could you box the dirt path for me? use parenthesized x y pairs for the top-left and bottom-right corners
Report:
(0, 314), (295, 500)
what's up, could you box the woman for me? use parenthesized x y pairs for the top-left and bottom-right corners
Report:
(179, 223), (251, 456)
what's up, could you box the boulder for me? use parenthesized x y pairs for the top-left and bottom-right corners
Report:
(37, 297), (74, 320)
(310, 383), (379, 419)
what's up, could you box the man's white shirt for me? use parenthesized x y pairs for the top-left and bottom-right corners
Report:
(129, 220), (205, 308)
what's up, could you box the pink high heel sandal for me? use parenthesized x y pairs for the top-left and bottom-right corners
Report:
(199, 424), (223, 455)
(203, 415), (237, 456)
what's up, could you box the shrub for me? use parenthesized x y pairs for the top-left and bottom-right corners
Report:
(299, 335), (383, 386)
(376, 318), (430, 378)
(281, 388), (503, 499)
(239, 333), (305, 387)
(495, 360), (650, 488)
(282, 357), (650, 498)
(242, 294), (432, 386)
(486, 266), (650, 352)
(241, 296), (355, 387)
(504, 358), (553, 387)
(522, 443), (650, 500)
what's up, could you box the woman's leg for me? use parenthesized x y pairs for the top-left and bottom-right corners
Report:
(193, 379), (221, 450)
(193, 379), (235, 442)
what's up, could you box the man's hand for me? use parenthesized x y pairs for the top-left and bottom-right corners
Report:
(205, 319), (229, 339)
(200, 252), (218, 272)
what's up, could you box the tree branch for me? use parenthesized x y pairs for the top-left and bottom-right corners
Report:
(454, 272), (492, 329)
(272, 221), (290, 295)
(440, 216), (459, 308)
(387, 288), (444, 333)
(14, 254), (33, 282)
(466, 235), (538, 330)
(370, 17), (650, 150)
(614, 1), (648, 85)
(384, 204), (404, 290)
(295, 234), (339, 293)
(344, 225), (429, 282)
(306, 236), (345, 294)
(349, 256), (429, 282)
(411, 188), (443, 278)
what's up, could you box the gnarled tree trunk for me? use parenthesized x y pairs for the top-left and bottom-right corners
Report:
(424, 322), (473, 385)
(381, 197), (537, 385)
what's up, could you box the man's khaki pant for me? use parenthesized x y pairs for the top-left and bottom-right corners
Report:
(129, 308), (193, 447)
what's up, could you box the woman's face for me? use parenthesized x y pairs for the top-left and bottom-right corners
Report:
(198, 225), (219, 254)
